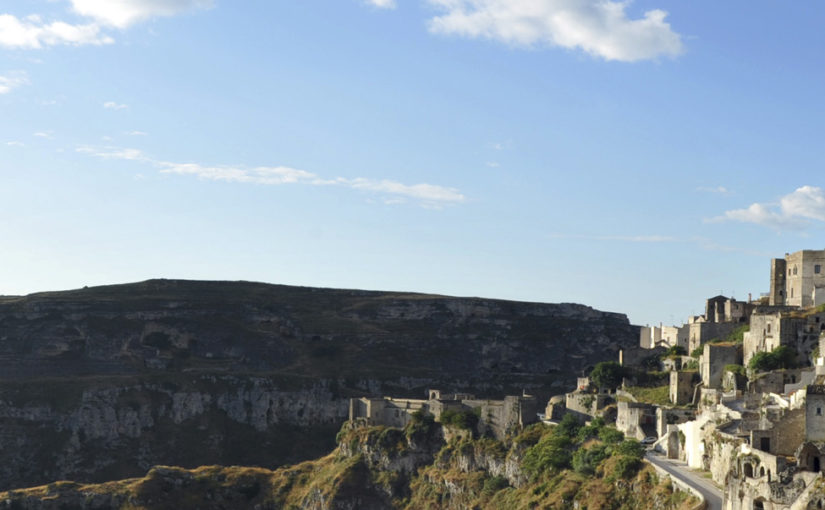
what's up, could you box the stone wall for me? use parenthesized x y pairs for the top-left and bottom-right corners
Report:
(784, 250), (825, 308)
(616, 401), (656, 440)
(689, 321), (740, 353)
(350, 394), (537, 440)
(656, 407), (695, 438)
(749, 408), (805, 457)
(806, 386), (825, 442)
(670, 370), (697, 405)
(619, 345), (665, 367)
(701, 343), (742, 389)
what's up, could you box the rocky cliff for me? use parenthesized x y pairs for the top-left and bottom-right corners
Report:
(0, 418), (698, 510)
(0, 279), (638, 490)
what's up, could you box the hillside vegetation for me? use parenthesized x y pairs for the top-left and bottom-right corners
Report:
(0, 415), (697, 510)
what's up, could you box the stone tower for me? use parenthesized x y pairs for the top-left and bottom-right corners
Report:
(770, 257), (787, 306)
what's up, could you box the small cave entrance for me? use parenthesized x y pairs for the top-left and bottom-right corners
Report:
(743, 463), (754, 478)
(815, 457), (821, 473)
(753, 499), (765, 510)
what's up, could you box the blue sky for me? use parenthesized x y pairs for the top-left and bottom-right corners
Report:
(1, 0), (823, 326)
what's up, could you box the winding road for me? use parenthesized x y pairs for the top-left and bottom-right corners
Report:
(646, 452), (724, 510)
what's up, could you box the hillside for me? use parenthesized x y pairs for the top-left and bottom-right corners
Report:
(0, 417), (697, 510)
(0, 279), (638, 490)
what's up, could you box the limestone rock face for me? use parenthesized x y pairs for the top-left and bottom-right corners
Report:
(0, 279), (637, 490)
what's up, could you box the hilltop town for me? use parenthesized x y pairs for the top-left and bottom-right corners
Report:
(354, 248), (825, 510)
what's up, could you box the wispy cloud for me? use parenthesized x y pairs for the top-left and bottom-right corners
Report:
(125, 130), (147, 136)
(0, 14), (113, 49)
(5, 141), (25, 147)
(426, 0), (683, 62)
(696, 186), (730, 194)
(77, 146), (466, 207)
(33, 131), (53, 139)
(549, 233), (678, 243)
(709, 186), (825, 231)
(0, 71), (28, 94)
(364, 0), (397, 9)
(485, 161), (500, 168)
(1, 1), (212, 51)
(69, 0), (214, 29)
(103, 101), (128, 110)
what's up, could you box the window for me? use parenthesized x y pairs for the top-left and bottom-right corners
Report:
(794, 266), (798, 275)
(817, 407), (822, 416)
(816, 265), (822, 274)
(767, 323), (772, 333)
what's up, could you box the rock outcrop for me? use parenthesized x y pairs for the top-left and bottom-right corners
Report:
(0, 279), (638, 490)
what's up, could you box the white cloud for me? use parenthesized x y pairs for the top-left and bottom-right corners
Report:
(712, 186), (825, 230)
(126, 130), (147, 136)
(364, 0), (397, 9)
(0, 14), (113, 49)
(5, 141), (25, 147)
(697, 185), (730, 194)
(339, 177), (465, 204)
(426, 0), (683, 62)
(78, 146), (466, 207)
(0, 71), (28, 94)
(70, 0), (214, 28)
(76, 146), (145, 160)
(159, 162), (318, 185)
(33, 131), (53, 138)
(104, 101), (128, 110)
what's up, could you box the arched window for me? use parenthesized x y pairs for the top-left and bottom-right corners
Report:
(743, 463), (754, 477)
(760, 466), (765, 477)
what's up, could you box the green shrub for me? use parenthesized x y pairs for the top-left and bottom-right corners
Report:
(521, 434), (572, 479)
(690, 346), (704, 358)
(440, 409), (479, 430)
(572, 444), (608, 475)
(554, 413), (581, 440)
(590, 361), (626, 390)
(749, 345), (798, 372)
(613, 439), (645, 460)
(481, 475), (509, 496)
(612, 455), (642, 479)
(724, 364), (746, 376)
(598, 427), (624, 445)
(576, 417), (605, 442)
(406, 410), (436, 439)
(663, 345), (687, 357)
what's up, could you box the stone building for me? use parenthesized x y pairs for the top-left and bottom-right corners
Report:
(687, 319), (739, 354)
(348, 390), (537, 440)
(700, 343), (742, 389)
(704, 295), (755, 324)
(806, 384), (825, 442)
(640, 324), (689, 350)
(616, 401), (656, 440)
(769, 249), (825, 308)
(743, 308), (825, 365)
(669, 370), (697, 405)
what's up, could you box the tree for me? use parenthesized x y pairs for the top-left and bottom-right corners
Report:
(589, 361), (625, 390)
(663, 345), (687, 357)
(749, 345), (798, 372)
